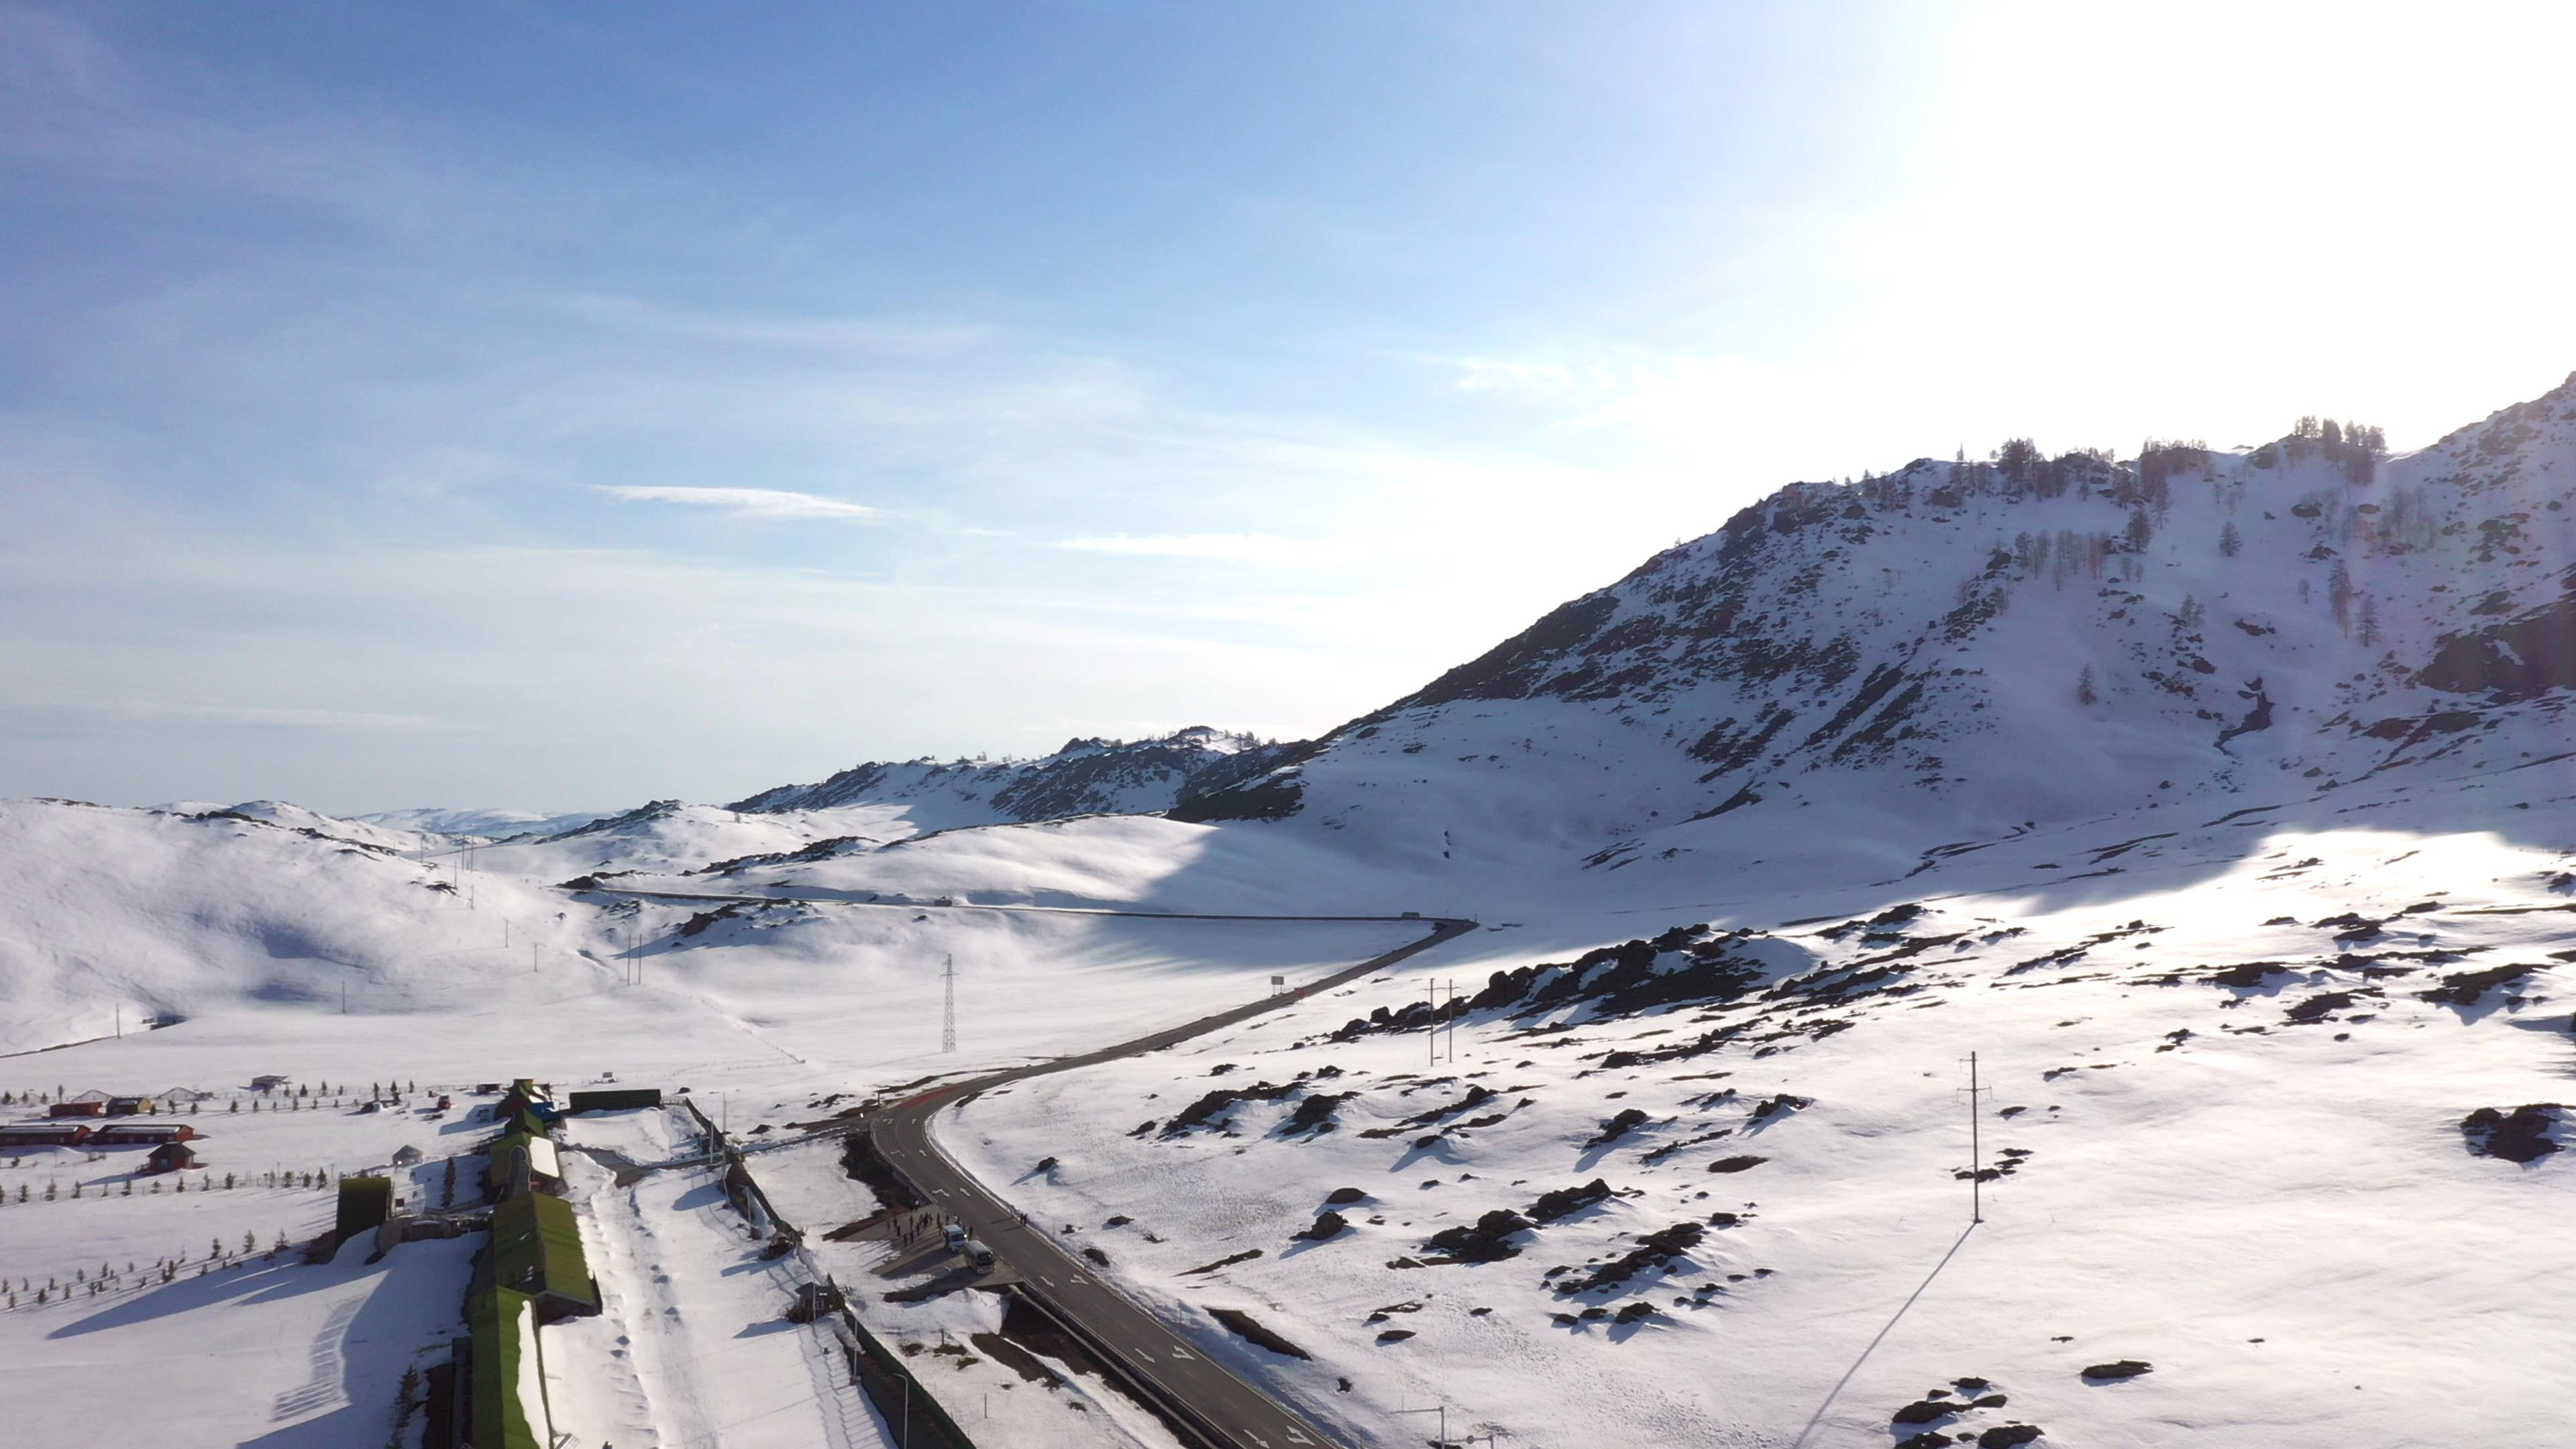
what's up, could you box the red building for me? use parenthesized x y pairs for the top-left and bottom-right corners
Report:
(146, 1142), (199, 1173)
(0, 1123), (93, 1148)
(47, 1101), (106, 1118)
(89, 1122), (195, 1146)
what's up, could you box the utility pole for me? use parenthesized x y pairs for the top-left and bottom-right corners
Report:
(1396, 1403), (1450, 1448)
(115, 1004), (121, 1039)
(1960, 1051), (1993, 1225)
(1446, 979), (1458, 1062)
(1426, 981), (1438, 1067)
(942, 955), (958, 1054)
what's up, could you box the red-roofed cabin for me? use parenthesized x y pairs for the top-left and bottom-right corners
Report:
(146, 1142), (198, 1173)
(48, 1101), (106, 1118)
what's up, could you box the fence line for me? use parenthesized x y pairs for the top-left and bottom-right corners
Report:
(677, 1095), (979, 1449)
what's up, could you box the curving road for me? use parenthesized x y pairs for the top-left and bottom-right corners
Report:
(869, 914), (1477, 1449)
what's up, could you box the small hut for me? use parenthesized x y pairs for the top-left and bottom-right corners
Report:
(146, 1141), (198, 1173)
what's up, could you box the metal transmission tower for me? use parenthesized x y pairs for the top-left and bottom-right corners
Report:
(941, 954), (957, 1053)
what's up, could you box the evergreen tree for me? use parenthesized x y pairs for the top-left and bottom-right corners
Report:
(2218, 521), (2242, 557)
(2329, 559), (2355, 631)
(2125, 507), (2154, 552)
(2359, 596), (2381, 647)
(2077, 664), (2099, 706)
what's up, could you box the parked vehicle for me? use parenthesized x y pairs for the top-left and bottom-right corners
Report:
(959, 1238), (996, 1273)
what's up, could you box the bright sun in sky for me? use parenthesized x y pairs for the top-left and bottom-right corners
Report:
(3, 1), (2571, 810)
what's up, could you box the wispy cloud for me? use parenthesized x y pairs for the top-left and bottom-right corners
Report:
(594, 486), (881, 521)
(1055, 533), (1317, 564)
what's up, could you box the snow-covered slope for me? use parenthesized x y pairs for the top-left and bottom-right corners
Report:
(944, 788), (2576, 1449)
(729, 725), (1284, 824)
(357, 804), (614, 840)
(1177, 375), (2576, 885)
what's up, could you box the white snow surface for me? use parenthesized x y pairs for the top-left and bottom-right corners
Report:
(8, 378), (2576, 1446)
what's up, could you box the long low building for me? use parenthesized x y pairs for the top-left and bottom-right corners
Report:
(90, 1122), (196, 1146)
(0, 1123), (93, 1147)
(566, 1087), (663, 1114)
(464, 1285), (555, 1449)
(487, 1191), (598, 1322)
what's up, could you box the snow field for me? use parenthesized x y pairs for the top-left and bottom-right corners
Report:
(547, 1110), (892, 1449)
(943, 815), (2576, 1449)
(0, 1099), (478, 1448)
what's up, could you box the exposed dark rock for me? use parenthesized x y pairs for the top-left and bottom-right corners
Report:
(1747, 1093), (1813, 1126)
(1557, 1222), (1705, 1294)
(2081, 1360), (2152, 1381)
(1527, 1179), (1613, 1224)
(1325, 1186), (1367, 1205)
(1280, 1091), (1358, 1136)
(2418, 963), (2534, 1007)
(1161, 1081), (1299, 1136)
(2460, 1104), (2562, 1163)
(1210, 1307), (1311, 1360)
(1181, 1248), (1265, 1275)
(1707, 1155), (1767, 1174)
(1585, 1108), (1652, 1150)
(1298, 1212), (1350, 1243)
(2416, 586), (2576, 701)
(1421, 1209), (1531, 1264)
(1978, 1427), (2043, 1448)
(2283, 992), (2357, 1024)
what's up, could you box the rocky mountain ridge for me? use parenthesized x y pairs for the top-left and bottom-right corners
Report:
(725, 724), (1285, 825)
(1175, 372), (2576, 868)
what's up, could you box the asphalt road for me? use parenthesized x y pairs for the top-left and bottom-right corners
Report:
(869, 914), (1477, 1449)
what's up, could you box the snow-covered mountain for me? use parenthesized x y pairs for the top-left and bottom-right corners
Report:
(356, 804), (614, 840)
(9, 377), (2576, 1449)
(728, 724), (1285, 824)
(1176, 374), (2576, 875)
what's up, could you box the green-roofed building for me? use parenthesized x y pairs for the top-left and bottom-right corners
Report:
(335, 1175), (393, 1242)
(484, 1130), (565, 1199)
(489, 1191), (597, 1321)
(466, 1287), (553, 1449)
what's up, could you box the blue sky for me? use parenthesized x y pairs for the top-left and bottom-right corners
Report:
(5, 2), (2573, 812)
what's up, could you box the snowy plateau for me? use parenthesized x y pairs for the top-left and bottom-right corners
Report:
(6, 377), (2576, 1449)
